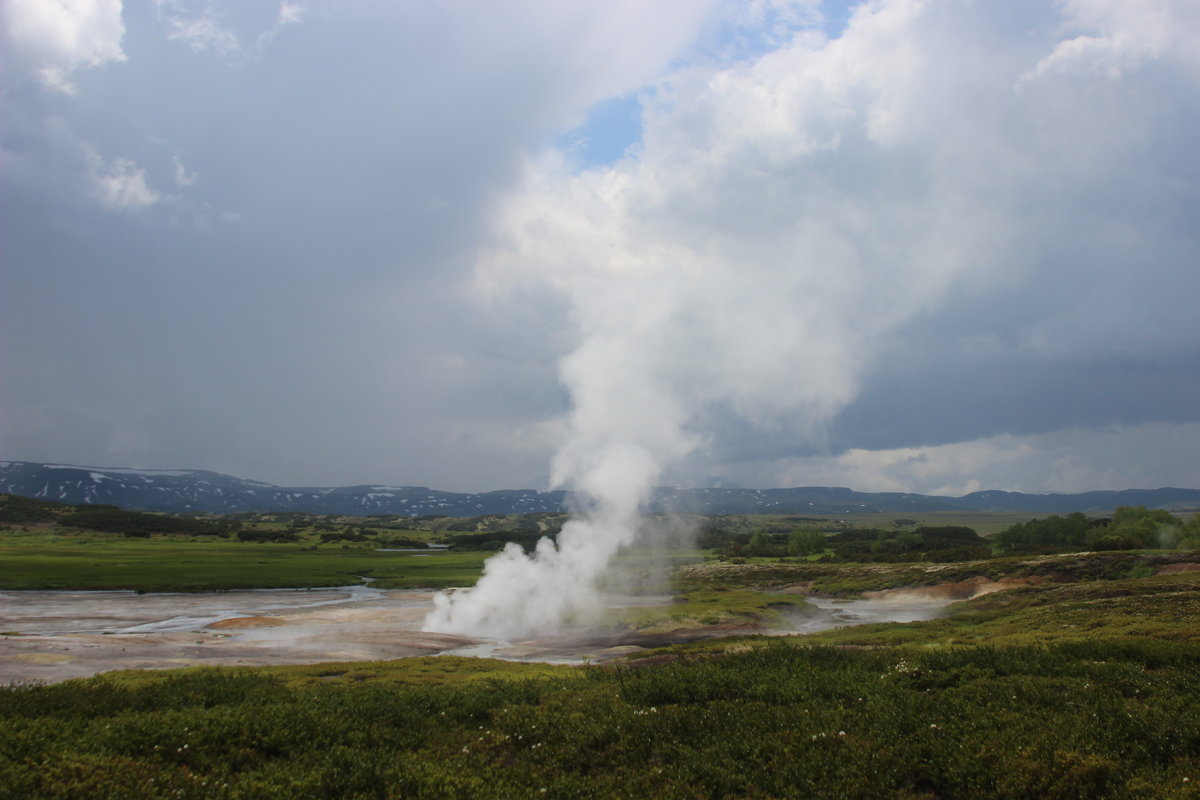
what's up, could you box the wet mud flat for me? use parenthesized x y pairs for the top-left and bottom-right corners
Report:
(0, 588), (471, 684)
(0, 586), (968, 684)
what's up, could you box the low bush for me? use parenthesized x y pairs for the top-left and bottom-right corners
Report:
(236, 530), (300, 543)
(63, 508), (225, 537)
(3, 640), (1199, 799)
(447, 530), (556, 552)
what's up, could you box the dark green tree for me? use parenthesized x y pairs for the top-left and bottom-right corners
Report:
(788, 526), (825, 556)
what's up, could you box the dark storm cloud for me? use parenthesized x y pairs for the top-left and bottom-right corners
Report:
(0, 0), (716, 489)
(471, 0), (1200, 493)
(3, 0), (1199, 494)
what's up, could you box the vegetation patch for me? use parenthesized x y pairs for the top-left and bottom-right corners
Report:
(61, 507), (229, 538)
(3, 500), (1200, 796)
(3, 637), (1198, 799)
(616, 590), (807, 632)
(0, 540), (488, 591)
(994, 507), (1200, 554)
(676, 549), (1200, 596)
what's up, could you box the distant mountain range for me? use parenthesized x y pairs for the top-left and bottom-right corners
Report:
(2, 461), (1198, 517)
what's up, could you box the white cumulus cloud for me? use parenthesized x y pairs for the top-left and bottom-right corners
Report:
(737, 423), (1200, 496)
(172, 155), (197, 187)
(480, 0), (1200, 492)
(155, 0), (304, 60)
(89, 152), (163, 211)
(3, 0), (126, 92)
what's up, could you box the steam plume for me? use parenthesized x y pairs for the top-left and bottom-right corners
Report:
(424, 0), (1199, 638)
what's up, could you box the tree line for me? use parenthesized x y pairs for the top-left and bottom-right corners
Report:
(705, 506), (1200, 562)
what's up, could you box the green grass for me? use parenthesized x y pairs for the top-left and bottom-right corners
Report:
(2, 639), (1198, 799)
(107, 655), (575, 690)
(737, 510), (1049, 535)
(0, 538), (487, 591)
(797, 571), (1200, 649)
(677, 550), (1200, 595)
(823, 510), (1058, 535)
(615, 589), (806, 631)
(4, 521), (1200, 796)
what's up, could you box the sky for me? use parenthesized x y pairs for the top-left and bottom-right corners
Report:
(2, 0), (1198, 496)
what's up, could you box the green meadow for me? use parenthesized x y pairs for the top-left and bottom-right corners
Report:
(3, 613), (1199, 799)
(0, 538), (487, 591)
(3, 496), (1200, 798)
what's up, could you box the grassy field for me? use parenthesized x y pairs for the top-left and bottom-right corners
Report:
(677, 548), (1199, 592)
(0, 537), (488, 591)
(3, 589), (1198, 798)
(615, 588), (806, 632)
(742, 510), (1046, 535)
(808, 570), (1200, 647)
(654, 568), (1200, 652)
(4, 504), (1200, 798)
(0, 495), (510, 591)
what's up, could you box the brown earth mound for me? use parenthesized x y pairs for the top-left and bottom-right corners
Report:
(1155, 562), (1200, 574)
(863, 576), (1046, 602)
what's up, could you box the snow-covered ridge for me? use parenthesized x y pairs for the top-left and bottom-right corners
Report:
(0, 461), (567, 516)
(43, 464), (199, 477)
(2, 461), (1197, 515)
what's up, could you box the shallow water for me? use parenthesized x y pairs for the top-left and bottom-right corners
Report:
(0, 588), (955, 684)
(0, 586), (390, 635)
(790, 595), (957, 632)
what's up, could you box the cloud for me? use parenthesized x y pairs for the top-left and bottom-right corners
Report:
(705, 0), (825, 60)
(154, 0), (303, 60)
(172, 155), (197, 187)
(3, 0), (126, 92)
(725, 423), (1200, 496)
(0, 0), (729, 490)
(1, 0), (1197, 503)
(479, 0), (1200, 492)
(89, 153), (164, 211)
(0, 113), (168, 214)
(261, 2), (304, 44)
(161, 10), (239, 57)
(1023, 35), (1135, 82)
(1018, 0), (1200, 83)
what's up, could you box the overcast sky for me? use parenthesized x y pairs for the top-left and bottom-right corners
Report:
(2, 0), (1198, 495)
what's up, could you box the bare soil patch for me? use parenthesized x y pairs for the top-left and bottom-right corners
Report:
(0, 583), (974, 684)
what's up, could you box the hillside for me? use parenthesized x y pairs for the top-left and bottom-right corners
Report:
(2, 460), (1198, 516)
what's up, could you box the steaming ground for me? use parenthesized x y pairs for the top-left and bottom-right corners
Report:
(0, 584), (964, 684)
(0, 587), (466, 685)
(423, 515), (697, 639)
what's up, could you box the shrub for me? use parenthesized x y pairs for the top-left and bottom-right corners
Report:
(236, 530), (300, 543)
(63, 508), (224, 537)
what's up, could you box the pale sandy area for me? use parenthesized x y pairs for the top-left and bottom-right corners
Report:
(0, 587), (478, 684)
(0, 587), (713, 684)
(0, 584), (974, 684)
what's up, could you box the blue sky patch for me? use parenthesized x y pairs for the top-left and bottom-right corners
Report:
(555, 93), (645, 169)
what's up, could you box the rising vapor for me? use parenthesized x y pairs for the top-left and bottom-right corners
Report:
(424, 0), (1200, 638)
